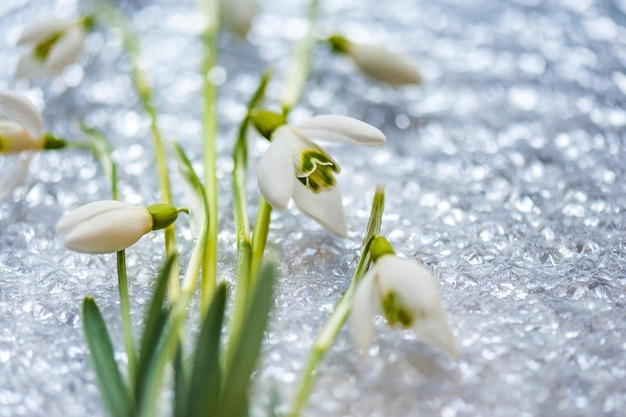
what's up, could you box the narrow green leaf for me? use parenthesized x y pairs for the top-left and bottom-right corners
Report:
(219, 264), (276, 417)
(173, 142), (208, 241)
(173, 343), (188, 417)
(134, 255), (176, 408)
(82, 297), (133, 417)
(185, 283), (227, 417)
(79, 125), (118, 199)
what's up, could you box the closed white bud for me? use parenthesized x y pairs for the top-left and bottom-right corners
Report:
(329, 35), (422, 86)
(56, 200), (181, 254)
(221, 0), (258, 37)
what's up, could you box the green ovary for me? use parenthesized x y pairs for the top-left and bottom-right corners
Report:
(296, 150), (340, 193)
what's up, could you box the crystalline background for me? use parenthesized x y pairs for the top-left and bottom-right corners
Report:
(1, 0), (626, 416)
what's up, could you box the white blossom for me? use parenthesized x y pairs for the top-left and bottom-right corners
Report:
(329, 35), (422, 86)
(15, 17), (89, 80)
(221, 0), (258, 37)
(57, 200), (180, 254)
(352, 238), (458, 357)
(0, 90), (44, 199)
(256, 114), (386, 237)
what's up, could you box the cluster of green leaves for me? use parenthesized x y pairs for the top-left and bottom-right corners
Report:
(83, 258), (276, 417)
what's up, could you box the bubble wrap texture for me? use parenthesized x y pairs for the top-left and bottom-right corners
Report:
(2, 0), (626, 416)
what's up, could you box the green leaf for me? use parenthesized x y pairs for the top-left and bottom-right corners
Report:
(184, 283), (227, 417)
(82, 297), (133, 417)
(219, 264), (276, 417)
(79, 125), (118, 200)
(173, 343), (188, 417)
(173, 142), (208, 241)
(134, 255), (176, 410)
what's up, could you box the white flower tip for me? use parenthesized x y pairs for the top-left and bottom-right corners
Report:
(349, 43), (422, 86)
(296, 115), (386, 148)
(0, 90), (44, 139)
(416, 319), (459, 359)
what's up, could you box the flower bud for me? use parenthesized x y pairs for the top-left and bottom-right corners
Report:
(328, 35), (422, 86)
(56, 200), (181, 254)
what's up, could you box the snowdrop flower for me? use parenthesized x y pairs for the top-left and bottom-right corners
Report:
(221, 0), (258, 37)
(328, 35), (422, 86)
(352, 236), (458, 357)
(0, 90), (65, 199)
(15, 16), (92, 80)
(57, 200), (183, 254)
(252, 112), (386, 237)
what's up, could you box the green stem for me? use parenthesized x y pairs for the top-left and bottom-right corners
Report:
(95, 0), (180, 301)
(249, 197), (272, 283)
(288, 186), (385, 417)
(116, 250), (138, 391)
(279, 0), (322, 113)
(200, 0), (220, 315)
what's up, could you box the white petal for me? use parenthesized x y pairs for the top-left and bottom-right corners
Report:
(0, 154), (32, 200)
(18, 18), (71, 45)
(14, 53), (46, 81)
(291, 182), (347, 237)
(349, 43), (422, 86)
(351, 267), (379, 351)
(257, 128), (295, 209)
(0, 90), (44, 139)
(63, 208), (152, 254)
(377, 256), (458, 357)
(295, 115), (386, 147)
(56, 200), (134, 233)
(45, 25), (85, 75)
(222, 0), (258, 37)
(0, 120), (42, 152)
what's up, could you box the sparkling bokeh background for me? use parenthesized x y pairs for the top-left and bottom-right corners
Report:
(2, 0), (626, 416)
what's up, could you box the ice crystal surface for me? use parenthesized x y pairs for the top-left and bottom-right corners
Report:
(2, 0), (626, 416)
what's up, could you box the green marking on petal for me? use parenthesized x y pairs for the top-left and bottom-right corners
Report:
(34, 32), (63, 61)
(381, 291), (422, 328)
(296, 150), (340, 193)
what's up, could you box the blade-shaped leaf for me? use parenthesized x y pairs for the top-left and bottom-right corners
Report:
(219, 264), (275, 417)
(134, 256), (176, 407)
(173, 343), (188, 417)
(184, 283), (227, 417)
(82, 297), (133, 417)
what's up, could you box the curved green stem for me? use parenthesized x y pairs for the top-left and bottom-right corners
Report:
(289, 185), (385, 417)
(200, 0), (221, 315)
(279, 0), (322, 113)
(95, 0), (180, 301)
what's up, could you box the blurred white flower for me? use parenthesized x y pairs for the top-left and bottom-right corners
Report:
(15, 16), (90, 80)
(329, 35), (422, 86)
(57, 200), (180, 254)
(221, 0), (258, 37)
(255, 114), (386, 237)
(352, 237), (458, 357)
(0, 90), (43, 199)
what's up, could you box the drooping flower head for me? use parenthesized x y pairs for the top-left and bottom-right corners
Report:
(221, 0), (258, 37)
(351, 236), (458, 357)
(0, 90), (66, 199)
(15, 16), (92, 80)
(56, 200), (183, 254)
(328, 35), (422, 86)
(251, 112), (386, 237)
